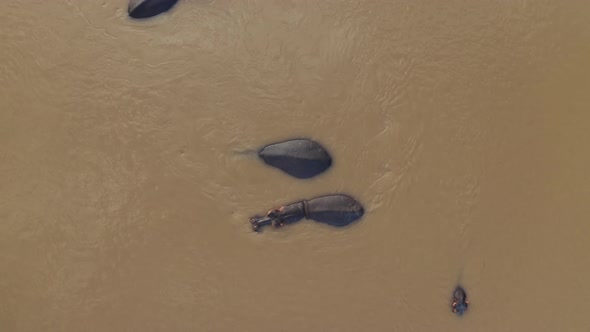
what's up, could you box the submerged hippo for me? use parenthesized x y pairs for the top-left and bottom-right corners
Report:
(250, 194), (364, 232)
(257, 139), (332, 179)
(451, 286), (469, 316)
(128, 0), (178, 19)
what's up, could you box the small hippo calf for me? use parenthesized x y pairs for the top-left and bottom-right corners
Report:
(451, 286), (469, 316)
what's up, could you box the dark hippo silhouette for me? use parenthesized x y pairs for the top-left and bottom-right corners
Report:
(451, 286), (469, 315)
(250, 194), (364, 232)
(128, 0), (178, 19)
(257, 139), (332, 179)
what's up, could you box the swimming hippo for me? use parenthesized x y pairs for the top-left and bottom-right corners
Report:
(250, 194), (364, 232)
(451, 286), (469, 315)
(128, 0), (178, 19)
(257, 139), (332, 179)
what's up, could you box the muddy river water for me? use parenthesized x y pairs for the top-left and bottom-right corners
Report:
(1, 1), (590, 331)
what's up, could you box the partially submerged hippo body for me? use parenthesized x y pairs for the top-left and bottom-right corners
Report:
(250, 194), (364, 232)
(452, 286), (469, 316)
(128, 0), (178, 18)
(257, 139), (332, 179)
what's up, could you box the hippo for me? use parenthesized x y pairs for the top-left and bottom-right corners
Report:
(257, 139), (332, 179)
(128, 0), (178, 19)
(250, 194), (364, 232)
(451, 286), (469, 316)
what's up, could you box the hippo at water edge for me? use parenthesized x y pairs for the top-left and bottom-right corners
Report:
(249, 194), (364, 232)
(128, 0), (179, 19)
(257, 138), (332, 179)
(451, 286), (469, 316)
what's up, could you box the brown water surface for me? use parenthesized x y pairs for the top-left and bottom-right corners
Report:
(1, 1), (590, 331)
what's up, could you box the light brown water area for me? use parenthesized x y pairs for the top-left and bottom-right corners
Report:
(2, 1), (590, 331)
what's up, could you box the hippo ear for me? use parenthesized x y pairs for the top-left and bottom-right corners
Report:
(128, 0), (179, 19)
(257, 139), (332, 179)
